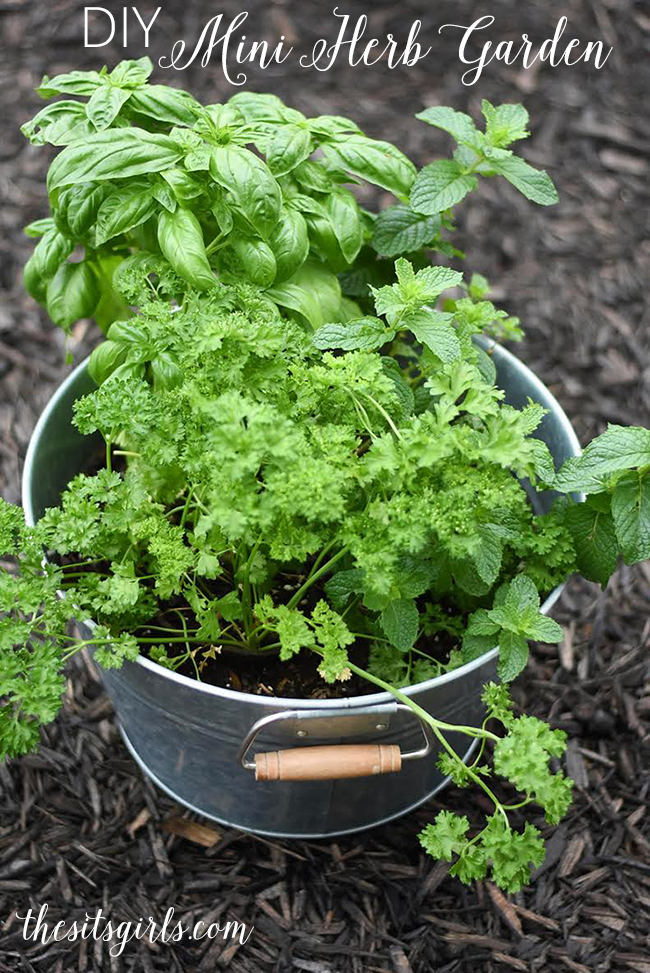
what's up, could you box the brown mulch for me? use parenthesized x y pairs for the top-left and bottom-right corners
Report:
(1, 1), (650, 971)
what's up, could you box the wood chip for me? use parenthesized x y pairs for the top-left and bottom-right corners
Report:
(487, 883), (524, 937)
(161, 816), (222, 848)
(558, 834), (587, 878)
(126, 806), (152, 838)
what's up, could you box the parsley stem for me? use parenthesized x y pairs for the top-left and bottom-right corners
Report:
(357, 390), (402, 440)
(179, 488), (194, 530)
(105, 437), (112, 473)
(344, 660), (499, 742)
(241, 535), (263, 642)
(286, 547), (348, 610)
(309, 538), (338, 576)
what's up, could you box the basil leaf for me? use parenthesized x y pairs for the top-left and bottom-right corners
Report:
(184, 144), (212, 172)
(109, 57), (153, 88)
(308, 115), (362, 137)
(46, 262), (100, 330)
(266, 260), (343, 329)
(293, 160), (334, 194)
(86, 86), (133, 130)
(88, 340), (128, 385)
(304, 213), (347, 273)
(95, 186), (158, 246)
(61, 183), (113, 238)
(37, 70), (103, 98)
(268, 208), (309, 282)
(209, 145), (281, 240)
(26, 228), (74, 289)
(21, 101), (94, 146)
(284, 192), (327, 218)
(47, 129), (183, 191)
(22, 255), (47, 304)
(129, 86), (201, 126)
(201, 104), (247, 130)
(157, 207), (215, 291)
(228, 91), (301, 123)
(266, 125), (312, 176)
(161, 168), (204, 202)
(151, 352), (183, 391)
(92, 254), (133, 333)
(212, 199), (234, 236)
(321, 135), (416, 198)
(107, 319), (148, 345)
(324, 189), (364, 264)
(232, 237), (277, 287)
(23, 218), (56, 239)
(151, 181), (177, 213)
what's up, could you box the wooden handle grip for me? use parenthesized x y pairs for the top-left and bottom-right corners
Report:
(255, 744), (402, 782)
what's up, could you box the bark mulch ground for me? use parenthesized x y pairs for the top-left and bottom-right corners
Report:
(1, 1), (649, 970)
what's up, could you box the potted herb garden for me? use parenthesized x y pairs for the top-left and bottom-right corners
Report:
(2, 58), (649, 893)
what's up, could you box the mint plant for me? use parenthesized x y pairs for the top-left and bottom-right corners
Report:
(3, 62), (650, 891)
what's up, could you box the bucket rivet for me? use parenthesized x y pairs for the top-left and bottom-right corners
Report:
(297, 730), (308, 737)
(376, 723), (387, 730)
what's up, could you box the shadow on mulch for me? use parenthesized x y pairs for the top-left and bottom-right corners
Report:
(1, 1), (649, 971)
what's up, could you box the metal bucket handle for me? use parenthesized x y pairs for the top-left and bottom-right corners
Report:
(238, 703), (435, 781)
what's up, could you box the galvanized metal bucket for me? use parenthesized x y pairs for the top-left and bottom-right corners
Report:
(22, 338), (581, 838)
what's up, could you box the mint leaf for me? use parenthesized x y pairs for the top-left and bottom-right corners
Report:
(380, 598), (419, 652)
(556, 426), (650, 494)
(472, 527), (502, 586)
(565, 501), (618, 586)
(324, 569), (364, 610)
(611, 471), (650, 564)
(410, 161), (478, 215)
(524, 614), (564, 643)
(371, 206), (442, 257)
(411, 264), (464, 300)
(313, 317), (392, 351)
(415, 107), (482, 150)
(482, 101), (529, 147)
(466, 609), (500, 637)
(408, 311), (460, 363)
(487, 155), (558, 206)
(497, 574), (540, 612)
(498, 630), (529, 681)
